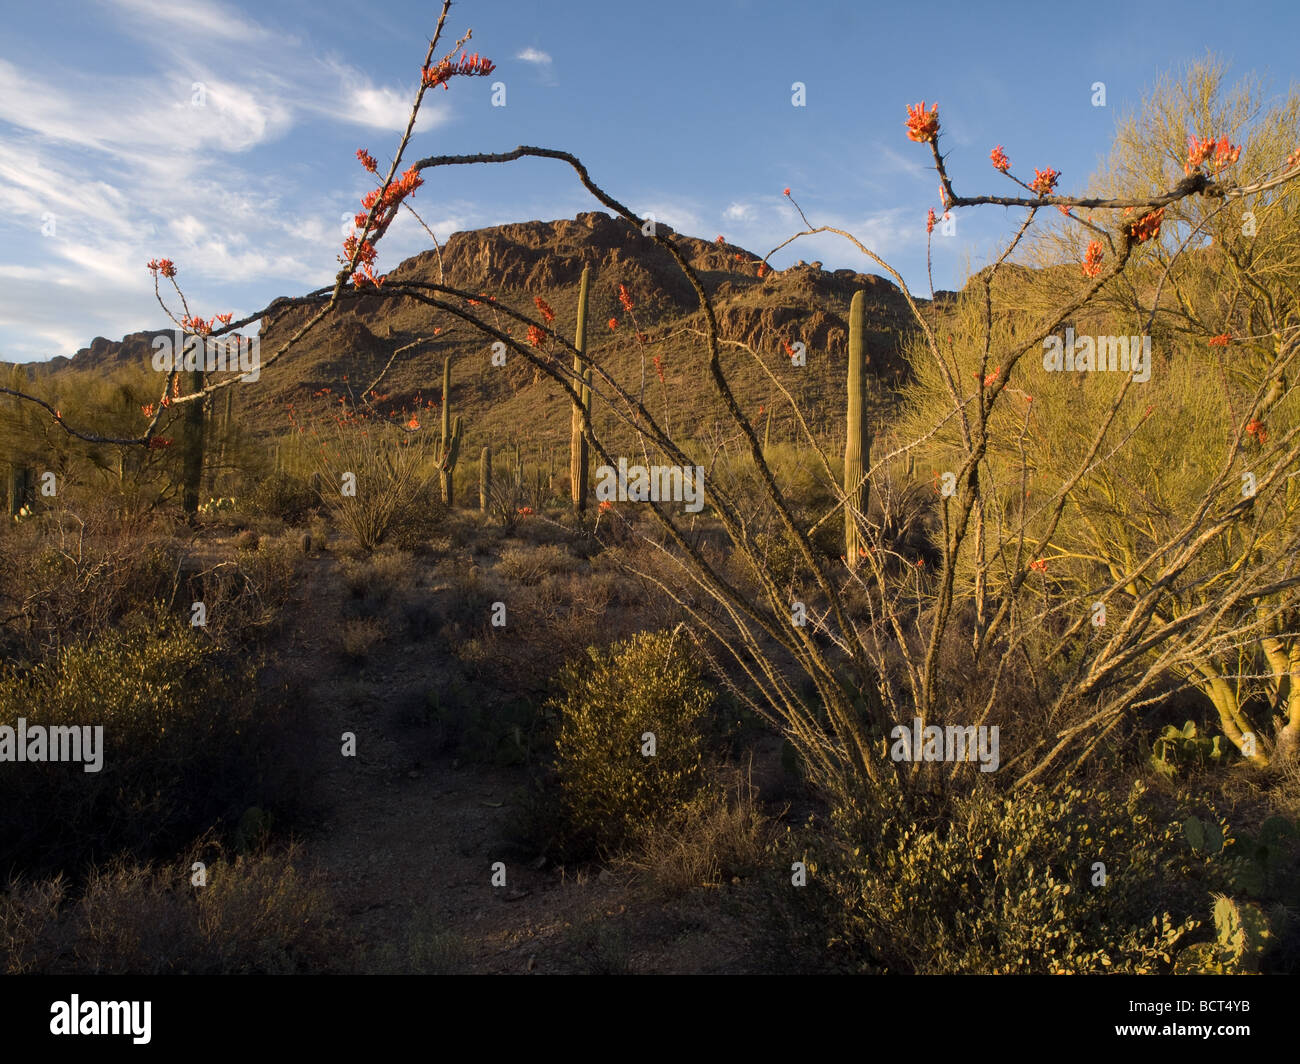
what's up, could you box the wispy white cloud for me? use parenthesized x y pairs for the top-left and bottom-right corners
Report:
(637, 200), (705, 238)
(315, 58), (450, 132)
(0, 2), (472, 362)
(516, 47), (552, 66)
(107, 0), (269, 43)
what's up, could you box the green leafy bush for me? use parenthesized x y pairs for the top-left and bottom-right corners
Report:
(816, 780), (1205, 973)
(245, 471), (318, 525)
(0, 607), (280, 877)
(550, 629), (714, 856)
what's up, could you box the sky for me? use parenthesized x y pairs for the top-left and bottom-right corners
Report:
(1, 0), (1298, 364)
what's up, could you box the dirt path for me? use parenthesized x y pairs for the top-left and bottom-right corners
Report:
(274, 548), (757, 974)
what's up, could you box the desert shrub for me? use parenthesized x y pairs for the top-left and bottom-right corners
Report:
(305, 416), (438, 551)
(384, 479), (448, 552)
(764, 442), (842, 516)
(339, 616), (388, 663)
(339, 549), (412, 598)
(0, 519), (179, 661)
(620, 769), (771, 898)
(176, 538), (298, 647)
(815, 779), (1207, 973)
(192, 844), (344, 973)
(550, 629), (714, 857)
(245, 471), (318, 525)
(0, 875), (66, 974)
(0, 607), (281, 877)
(497, 543), (580, 586)
(2, 842), (346, 974)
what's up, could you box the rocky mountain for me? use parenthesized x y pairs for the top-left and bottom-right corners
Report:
(9, 211), (940, 454)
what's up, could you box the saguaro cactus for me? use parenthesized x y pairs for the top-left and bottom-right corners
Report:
(479, 446), (492, 512)
(181, 368), (206, 516)
(7, 464), (33, 517)
(570, 266), (593, 514)
(437, 356), (463, 506)
(844, 290), (871, 567)
(215, 385), (234, 494)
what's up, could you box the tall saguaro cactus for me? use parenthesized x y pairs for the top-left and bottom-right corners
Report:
(181, 368), (206, 516)
(7, 464), (33, 517)
(479, 445), (492, 512)
(844, 290), (871, 568)
(437, 356), (463, 506)
(570, 266), (593, 514)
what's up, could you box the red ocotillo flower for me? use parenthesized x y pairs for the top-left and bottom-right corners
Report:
(527, 325), (545, 347)
(1208, 334), (1231, 347)
(356, 148), (378, 173)
(1187, 134), (1241, 174)
(147, 258), (177, 278)
(618, 284), (634, 313)
(1029, 168), (1060, 196)
(1128, 207), (1165, 244)
(926, 208), (937, 235)
(608, 317), (618, 331)
(533, 296), (555, 324)
(989, 145), (1010, 172)
(1082, 240), (1104, 278)
(905, 102), (939, 143)
(422, 51), (496, 90)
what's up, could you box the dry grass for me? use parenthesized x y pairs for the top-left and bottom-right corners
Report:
(618, 768), (773, 899)
(1, 841), (347, 974)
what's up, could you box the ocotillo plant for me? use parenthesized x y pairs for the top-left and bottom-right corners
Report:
(437, 356), (463, 506)
(570, 265), (592, 514)
(479, 445), (491, 512)
(180, 368), (206, 516)
(844, 289), (870, 568)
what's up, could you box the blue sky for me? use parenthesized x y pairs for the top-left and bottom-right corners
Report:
(1, 0), (1297, 363)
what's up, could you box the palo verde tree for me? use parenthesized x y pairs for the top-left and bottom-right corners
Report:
(895, 58), (1300, 774)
